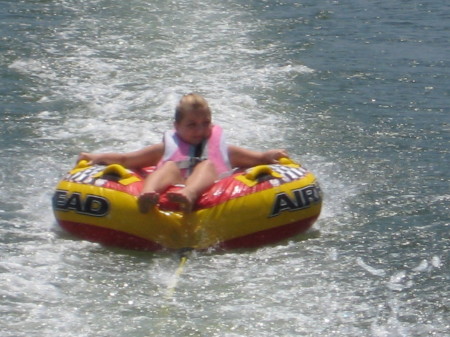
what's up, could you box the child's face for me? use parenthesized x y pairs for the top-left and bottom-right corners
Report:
(175, 109), (212, 145)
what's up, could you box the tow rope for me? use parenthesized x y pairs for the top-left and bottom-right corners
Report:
(165, 248), (192, 300)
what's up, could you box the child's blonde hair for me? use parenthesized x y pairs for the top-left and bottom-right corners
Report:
(175, 93), (211, 123)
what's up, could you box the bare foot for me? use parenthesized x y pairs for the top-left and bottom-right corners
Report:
(138, 192), (159, 213)
(166, 189), (196, 212)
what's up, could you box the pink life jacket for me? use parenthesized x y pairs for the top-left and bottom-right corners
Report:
(158, 125), (232, 178)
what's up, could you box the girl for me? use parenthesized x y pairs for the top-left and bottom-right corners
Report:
(78, 93), (288, 212)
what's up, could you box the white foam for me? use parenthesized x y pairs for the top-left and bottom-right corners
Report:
(431, 255), (442, 268)
(356, 257), (386, 277)
(412, 259), (429, 272)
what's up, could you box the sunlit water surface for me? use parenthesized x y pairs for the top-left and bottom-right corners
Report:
(1, 0), (449, 336)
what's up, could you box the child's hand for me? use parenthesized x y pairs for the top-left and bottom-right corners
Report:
(77, 152), (103, 166)
(263, 149), (288, 164)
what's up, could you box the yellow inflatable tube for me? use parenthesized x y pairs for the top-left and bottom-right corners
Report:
(52, 158), (322, 251)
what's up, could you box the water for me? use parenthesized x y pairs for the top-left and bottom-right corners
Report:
(1, 0), (449, 336)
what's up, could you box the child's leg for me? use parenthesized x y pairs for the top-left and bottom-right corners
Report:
(167, 160), (218, 212)
(138, 161), (183, 213)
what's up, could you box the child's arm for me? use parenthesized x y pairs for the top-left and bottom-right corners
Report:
(228, 145), (288, 168)
(78, 143), (164, 169)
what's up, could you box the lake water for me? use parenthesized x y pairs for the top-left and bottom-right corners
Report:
(1, 0), (449, 336)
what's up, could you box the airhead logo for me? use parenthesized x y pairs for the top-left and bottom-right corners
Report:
(53, 190), (109, 217)
(270, 184), (322, 217)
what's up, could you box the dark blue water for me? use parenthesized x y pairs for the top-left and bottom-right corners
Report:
(1, 0), (449, 336)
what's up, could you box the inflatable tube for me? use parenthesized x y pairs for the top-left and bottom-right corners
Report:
(52, 158), (322, 251)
